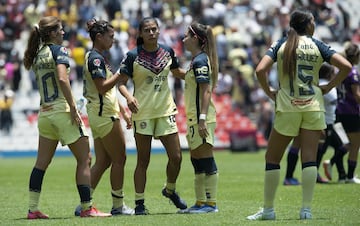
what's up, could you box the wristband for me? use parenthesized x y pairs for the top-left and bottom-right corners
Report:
(199, 114), (206, 120)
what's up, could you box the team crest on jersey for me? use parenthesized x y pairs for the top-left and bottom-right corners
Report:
(60, 47), (68, 54)
(145, 76), (153, 84)
(93, 58), (101, 67)
(140, 121), (147, 129)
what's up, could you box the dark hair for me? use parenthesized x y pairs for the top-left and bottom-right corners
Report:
(136, 17), (159, 46)
(319, 62), (334, 80)
(24, 16), (61, 70)
(283, 9), (313, 79)
(86, 18), (113, 41)
(344, 42), (360, 65)
(189, 22), (218, 89)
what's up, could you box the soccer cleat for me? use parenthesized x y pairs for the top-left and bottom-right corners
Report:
(316, 175), (329, 184)
(177, 204), (203, 214)
(74, 205), (81, 216)
(27, 210), (49, 219)
(134, 204), (148, 215)
(80, 206), (112, 217)
(323, 160), (332, 180)
(187, 204), (218, 214)
(283, 178), (300, 186)
(346, 176), (360, 184)
(111, 205), (135, 215)
(246, 208), (275, 220)
(162, 188), (187, 209)
(300, 208), (312, 220)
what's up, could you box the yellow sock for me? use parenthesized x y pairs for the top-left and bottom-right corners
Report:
(29, 191), (40, 212)
(112, 189), (124, 209)
(195, 173), (206, 204)
(205, 173), (218, 206)
(301, 166), (317, 209)
(165, 182), (176, 193)
(135, 192), (144, 201)
(264, 169), (280, 209)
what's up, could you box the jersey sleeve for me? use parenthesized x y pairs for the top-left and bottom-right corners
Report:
(192, 55), (210, 84)
(87, 54), (106, 79)
(50, 44), (70, 67)
(265, 37), (286, 62)
(312, 38), (336, 62)
(119, 48), (137, 78)
(349, 68), (360, 85)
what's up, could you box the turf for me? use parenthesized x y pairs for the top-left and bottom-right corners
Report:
(0, 149), (359, 226)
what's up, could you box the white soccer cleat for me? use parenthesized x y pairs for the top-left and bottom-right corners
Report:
(111, 205), (135, 215)
(346, 176), (360, 184)
(246, 208), (275, 220)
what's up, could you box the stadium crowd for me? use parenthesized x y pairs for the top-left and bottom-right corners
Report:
(0, 0), (359, 139)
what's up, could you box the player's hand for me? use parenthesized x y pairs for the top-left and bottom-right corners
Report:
(122, 112), (132, 129)
(70, 106), (83, 126)
(127, 96), (139, 113)
(198, 120), (208, 138)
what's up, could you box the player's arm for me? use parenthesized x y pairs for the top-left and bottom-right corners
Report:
(255, 55), (276, 101)
(118, 73), (139, 113)
(57, 64), (81, 125)
(93, 71), (121, 95)
(118, 100), (132, 129)
(171, 67), (186, 80)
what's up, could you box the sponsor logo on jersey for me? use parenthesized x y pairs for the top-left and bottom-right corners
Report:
(60, 47), (68, 54)
(93, 58), (101, 67)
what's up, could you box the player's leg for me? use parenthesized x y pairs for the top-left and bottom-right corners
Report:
(28, 135), (58, 219)
(101, 120), (133, 215)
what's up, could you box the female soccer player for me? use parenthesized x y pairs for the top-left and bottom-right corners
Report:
(246, 9), (351, 220)
(325, 42), (360, 184)
(23, 16), (110, 219)
(118, 17), (187, 215)
(74, 18), (134, 216)
(179, 22), (219, 214)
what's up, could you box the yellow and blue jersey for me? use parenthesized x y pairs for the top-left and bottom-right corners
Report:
(267, 36), (336, 112)
(184, 52), (216, 126)
(83, 50), (120, 117)
(32, 43), (71, 116)
(119, 44), (178, 120)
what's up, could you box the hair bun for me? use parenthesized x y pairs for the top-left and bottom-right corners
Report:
(86, 18), (97, 32)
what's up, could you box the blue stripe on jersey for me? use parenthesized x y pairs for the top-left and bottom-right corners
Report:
(196, 83), (200, 123)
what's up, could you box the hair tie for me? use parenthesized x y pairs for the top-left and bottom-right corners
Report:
(33, 24), (40, 33)
(189, 25), (206, 44)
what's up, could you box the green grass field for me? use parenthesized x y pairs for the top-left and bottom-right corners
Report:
(0, 149), (359, 226)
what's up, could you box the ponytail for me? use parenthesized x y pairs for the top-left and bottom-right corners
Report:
(282, 28), (298, 79)
(204, 26), (218, 90)
(24, 26), (41, 70)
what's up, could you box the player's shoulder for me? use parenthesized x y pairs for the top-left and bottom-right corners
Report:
(48, 44), (69, 56)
